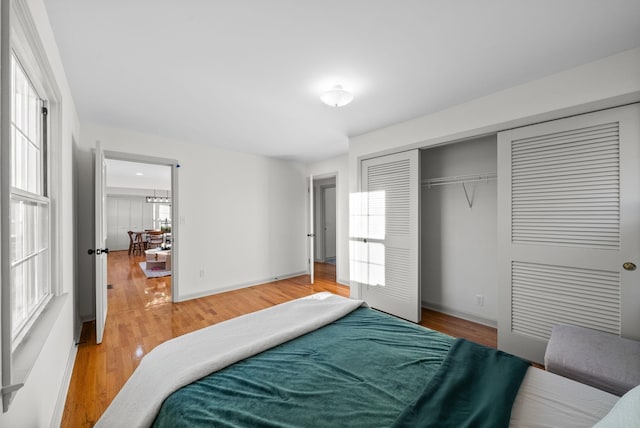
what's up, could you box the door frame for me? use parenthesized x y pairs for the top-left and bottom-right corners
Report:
(307, 173), (338, 273)
(101, 150), (180, 302)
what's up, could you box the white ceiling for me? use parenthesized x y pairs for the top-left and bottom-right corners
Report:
(105, 159), (171, 190)
(44, 1), (640, 163)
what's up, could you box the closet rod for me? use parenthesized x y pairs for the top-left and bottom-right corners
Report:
(421, 172), (497, 188)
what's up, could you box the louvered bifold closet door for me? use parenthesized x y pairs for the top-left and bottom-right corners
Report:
(358, 150), (420, 322)
(497, 104), (640, 363)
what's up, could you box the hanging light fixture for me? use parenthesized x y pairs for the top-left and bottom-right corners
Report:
(320, 84), (354, 107)
(146, 189), (171, 204)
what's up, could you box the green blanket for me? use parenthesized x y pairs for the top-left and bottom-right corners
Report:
(153, 307), (453, 427)
(152, 308), (528, 427)
(393, 339), (530, 428)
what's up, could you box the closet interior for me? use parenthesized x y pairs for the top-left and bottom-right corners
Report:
(420, 135), (498, 327)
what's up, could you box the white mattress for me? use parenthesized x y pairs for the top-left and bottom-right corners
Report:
(510, 367), (618, 427)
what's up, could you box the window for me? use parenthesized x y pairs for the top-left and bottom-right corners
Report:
(8, 52), (51, 346)
(153, 203), (172, 231)
(2, 2), (64, 411)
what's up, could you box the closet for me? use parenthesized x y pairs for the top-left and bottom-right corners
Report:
(421, 135), (498, 326)
(357, 103), (640, 364)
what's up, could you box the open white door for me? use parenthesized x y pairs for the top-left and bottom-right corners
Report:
(95, 141), (108, 344)
(352, 150), (420, 322)
(497, 104), (640, 363)
(308, 176), (314, 284)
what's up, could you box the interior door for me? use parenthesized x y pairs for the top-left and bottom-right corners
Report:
(95, 141), (108, 344)
(497, 104), (640, 363)
(323, 186), (336, 259)
(308, 176), (314, 284)
(354, 150), (420, 322)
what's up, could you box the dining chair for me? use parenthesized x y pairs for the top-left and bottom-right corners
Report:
(146, 230), (164, 249)
(128, 231), (145, 256)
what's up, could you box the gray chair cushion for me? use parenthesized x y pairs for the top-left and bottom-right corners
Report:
(544, 324), (640, 396)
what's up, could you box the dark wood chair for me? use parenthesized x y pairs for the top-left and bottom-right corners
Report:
(128, 231), (145, 256)
(146, 230), (164, 249)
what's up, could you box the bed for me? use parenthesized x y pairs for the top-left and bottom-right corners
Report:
(95, 293), (622, 427)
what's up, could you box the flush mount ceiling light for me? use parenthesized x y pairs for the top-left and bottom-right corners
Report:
(320, 84), (354, 107)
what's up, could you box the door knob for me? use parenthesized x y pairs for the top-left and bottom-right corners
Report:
(88, 248), (109, 255)
(623, 262), (636, 271)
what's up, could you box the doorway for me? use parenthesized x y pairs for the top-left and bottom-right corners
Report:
(313, 176), (337, 281)
(95, 150), (179, 343)
(104, 158), (173, 293)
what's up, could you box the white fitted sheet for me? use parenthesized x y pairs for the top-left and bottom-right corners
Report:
(510, 367), (618, 427)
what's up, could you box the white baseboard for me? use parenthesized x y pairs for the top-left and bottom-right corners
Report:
(336, 278), (350, 287)
(50, 341), (77, 428)
(177, 271), (308, 302)
(422, 301), (497, 328)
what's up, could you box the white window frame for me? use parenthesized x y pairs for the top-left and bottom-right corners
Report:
(9, 52), (52, 349)
(1, 0), (64, 411)
(153, 203), (172, 231)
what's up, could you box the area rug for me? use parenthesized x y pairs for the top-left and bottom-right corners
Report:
(139, 262), (172, 278)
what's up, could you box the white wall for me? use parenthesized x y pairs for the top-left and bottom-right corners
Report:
(0, 0), (80, 426)
(76, 122), (307, 318)
(421, 136), (497, 325)
(306, 154), (349, 285)
(348, 47), (640, 299)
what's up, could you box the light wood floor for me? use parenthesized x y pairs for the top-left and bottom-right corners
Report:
(61, 251), (496, 427)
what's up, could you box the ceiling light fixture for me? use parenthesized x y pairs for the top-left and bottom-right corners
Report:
(135, 172), (144, 176)
(320, 84), (354, 107)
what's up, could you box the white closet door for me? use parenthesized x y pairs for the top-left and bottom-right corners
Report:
(130, 198), (144, 231)
(116, 198), (131, 250)
(106, 196), (118, 250)
(497, 104), (640, 363)
(355, 149), (420, 322)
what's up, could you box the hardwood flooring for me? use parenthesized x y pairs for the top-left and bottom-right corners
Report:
(61, 251), (496, 427)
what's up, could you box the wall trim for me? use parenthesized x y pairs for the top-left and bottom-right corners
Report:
(422, 301), (497, 328)
(49, 341), (77, 428)
(337, 278), (350, 287)
(177, 271), (308, 302)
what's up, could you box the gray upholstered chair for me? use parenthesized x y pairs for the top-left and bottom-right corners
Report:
(545, 324), (640, 396)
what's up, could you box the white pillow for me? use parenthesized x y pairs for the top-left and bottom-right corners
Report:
(593, 384), (640, 427)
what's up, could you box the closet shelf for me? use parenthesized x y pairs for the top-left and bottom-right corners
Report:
(421, 172), (497, 188)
